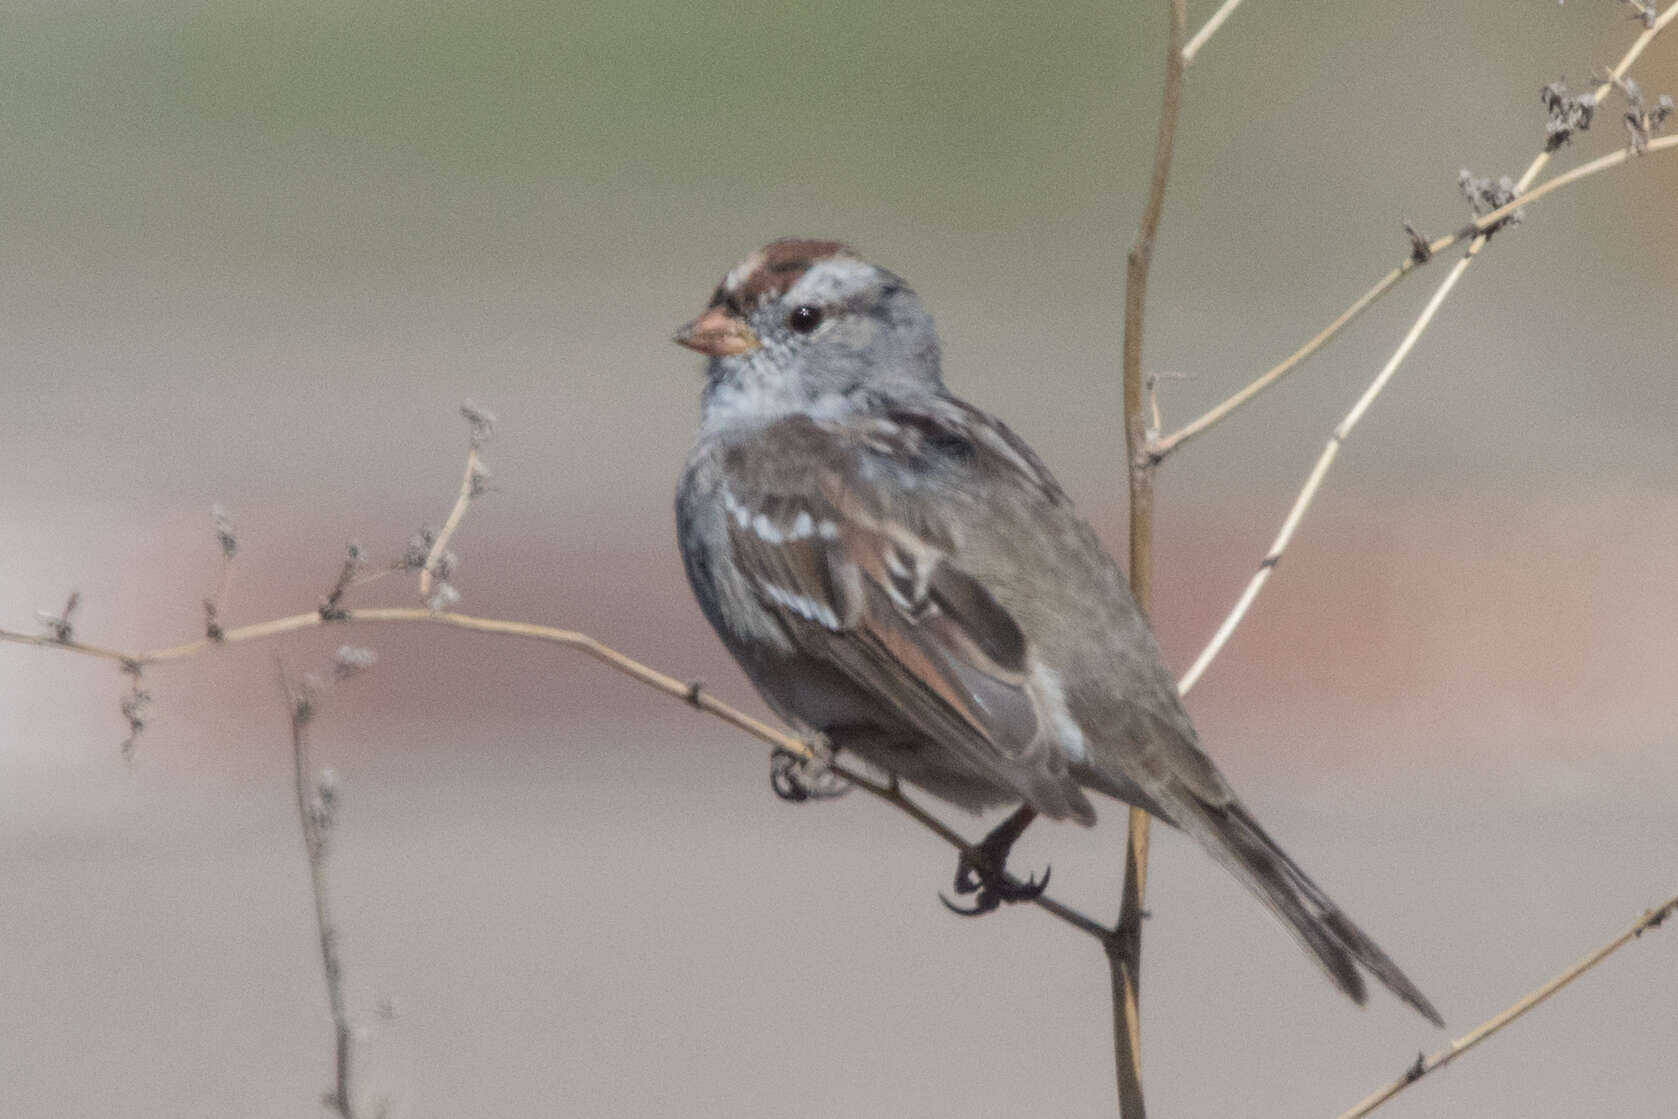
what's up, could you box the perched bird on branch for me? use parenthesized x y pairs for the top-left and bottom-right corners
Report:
(674, 238), (1441, 1025)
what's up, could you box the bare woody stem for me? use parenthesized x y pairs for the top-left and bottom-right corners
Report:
(1177, 244), (1479, 695)
(1149, 138), (1678, 463)
(1150, 263), (1416, 464)
(1174, 5), (1677, 696)
(278, 668), (357, 1119)
(418, 443), (482, 600)
(11, 546), (1677, 1118)
(0, 607), (1109, 941)
(1113, 0), (1187, 1114)
(1335, 891), (1678, 1119)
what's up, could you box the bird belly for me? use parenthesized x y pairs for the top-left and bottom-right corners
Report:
(739, 646), (1021, 815)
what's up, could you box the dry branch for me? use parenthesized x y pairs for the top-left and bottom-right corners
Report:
(0, 602), (1111, 941)
(1335, 891), (1678, 1119)
(1113, 0), (1188, 1112)
(279, 664), (360, 1119)
(417, 401), (494, 607)
(1173, 5), (1678, 695)
(1149, 134), (1678, 465)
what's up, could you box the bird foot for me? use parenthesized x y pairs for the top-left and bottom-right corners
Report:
(769, 743), (850, 803)
(939, 822), (1050, 916)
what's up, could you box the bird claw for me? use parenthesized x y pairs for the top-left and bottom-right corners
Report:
(940, 854), (1051, 916)
(939, 890), (992, 917)
(769, 746), (850, 803)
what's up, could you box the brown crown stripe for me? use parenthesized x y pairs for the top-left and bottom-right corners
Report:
(710, 238), (855, 314)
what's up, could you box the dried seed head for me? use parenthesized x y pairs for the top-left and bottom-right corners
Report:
(119, 670), (151, 760)
(1402, 220), (1433, 263)
(36, 590), (81, 643)
(460, 400), (496, 449)
(291, 691), (316, 727)
(318, 542), (365, 621)
(315, 768), (341, 833)
(1541, 80), (1596, 151)
(1618, 0), (1659, 28)
(401, 529), (435, 573)
(211, 505), (238, 559)
(1622, 84), (1673, 153)
(1459, 168), (1524, 232)
(426, 582), (461, 613)
(331, 645), (377, 681)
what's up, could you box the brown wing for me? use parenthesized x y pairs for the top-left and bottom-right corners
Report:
(719, 416), (1093, 822)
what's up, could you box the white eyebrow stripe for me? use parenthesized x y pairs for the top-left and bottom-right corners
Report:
(784, 256), (875, 307)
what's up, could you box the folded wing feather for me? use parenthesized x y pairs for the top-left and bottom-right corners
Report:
(720, 457), (1092, 822)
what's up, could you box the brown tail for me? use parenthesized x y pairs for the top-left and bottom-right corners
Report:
(1173, 794), (1444, 1026)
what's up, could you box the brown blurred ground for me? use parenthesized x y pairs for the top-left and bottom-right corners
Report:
(2, 1), (1676, 1116)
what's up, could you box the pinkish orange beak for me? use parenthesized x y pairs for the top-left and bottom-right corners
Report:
(673, 306), (761, 357)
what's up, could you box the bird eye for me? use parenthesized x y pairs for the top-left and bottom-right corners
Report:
(787, 305), (824, 334)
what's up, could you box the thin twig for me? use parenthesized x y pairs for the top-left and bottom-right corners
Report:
(1149, 263), (1415, 463)
(1182, 0), (1245, 65)
(1175, 4), (1677, 694)
(1149, 131), (1678, 464)
(278, 666), (358, 1119)
(1113, 0), (1187, 1113)
(417, 447), (479, 601)
(1177, 246), (1478, 694)
(204, 556), (235, 638)
(3, 396), (1107, 944)
(118, 661), (150, 760)
(0, 606), (1108, 940)
(418, 405), (493, 601)
(203, 506), (238, 640)
(1479, 130), (1675, 224)
(1334, 891), (1678, 1119)
(855, 774), (1110, 939)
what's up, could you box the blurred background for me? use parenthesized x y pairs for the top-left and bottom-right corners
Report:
(3, 1), (1675, 1116)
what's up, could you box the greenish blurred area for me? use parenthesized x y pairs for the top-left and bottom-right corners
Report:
(5, 0), (1673, 492)
(4, 2), (1139, 281)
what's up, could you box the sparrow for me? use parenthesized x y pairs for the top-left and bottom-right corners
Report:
(673, 238), (1442, 1025)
